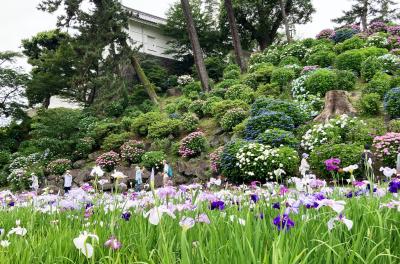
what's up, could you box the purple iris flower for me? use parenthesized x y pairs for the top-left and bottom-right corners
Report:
(345, 191), (353, 198)
(8, 201), (15, 207)
(305, 202), (318, 209)
(250, 194), (259, 203)
(121, 211), (131, 221)
(272, 202), (280, 209)
(256, 213), (264, 220)
(389, 180), (400, 193)
(210, 200), (225, 210)
(313, 193), (325, 200)
(273, 214), (295, 231)
(324, 158), (340, 171)
(85, 202), (94, 209)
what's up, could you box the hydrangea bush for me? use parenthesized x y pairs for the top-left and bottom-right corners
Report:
(141, 151), (166, 170)
(95, 151), (120, 172)
(209, 146), (224, 173)
(120, 140), (145, 164)
(301, 115), (370, 151)
(46, 159), (72, 175)
(178, 131), (207, 158)
(373, 132), (400, 166)
(384, 87), (400, 118)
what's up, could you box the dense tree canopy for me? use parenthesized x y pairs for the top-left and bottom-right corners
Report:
(0, 51), (29, 119)
(219, 0), (315, 50)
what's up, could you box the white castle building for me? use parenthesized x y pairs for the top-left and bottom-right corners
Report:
(125, 6), (175, 60)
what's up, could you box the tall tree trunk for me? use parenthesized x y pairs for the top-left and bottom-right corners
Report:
(279, 0), (292, 43)
(361, 0), (368, 32)
(180, 0), (209, 92)
(42, 95), (51, 109)
(130, 55), (159, 105)
(224, 0), (246, 73)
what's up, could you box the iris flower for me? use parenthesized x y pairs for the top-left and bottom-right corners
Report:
(179, 217), (195, 231)
(317, 199), (346, 214)
(195, 213), (210, 224)
(104, 236), (122, 250)
(273, 214), (295, 231)
(380, 167), (397, 178)
(121, 211), (131, 221)
(324, 158), (340, 171)
(0, 240), (10, 248)
(90, 166), (104, 177)
(144, 205), (176, 225)
(210, 200), (225, 210)
(327, 214), (353, 231)
(73, 231), (99, 258)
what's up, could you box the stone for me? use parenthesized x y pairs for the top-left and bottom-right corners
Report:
(88, 151), (103, 161)
(72, 160), (86, 169)
(166, 88), (182, 97)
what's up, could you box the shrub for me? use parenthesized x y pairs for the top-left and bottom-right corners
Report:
(181, 113), (199, 132)
(74, 137), (95, 159)
(7, 168), (30, 191)
(309, 143), (364, 178)
(104, 101), (125, 117)
(281, 42), (308, 60)
(131, 112), (165, 136)
(225, 84), (255, 103)
(90, 120), (120, 143)
(235, 143), (299, 181)
(334, 69), (357, 91)
(0, 151), (10, 168)
(361, 56), (383, 81)
(365, 72), (392, 98)
(331, 28), (359, 43)
(240, 73), (259, 89)
(46, 159), (72, 175)
(304, 69), (337, 95)
(358, 93), (381, 116)
(102, 132), (132, 151)
(223, 64), (241, 74)
(220, 108), (249, 131)
(270, 67), (296, 89)
(141, 151), (166, 170)
(306, 50), (336, 67)
(205, 56), (225, 81)
(175, 97), (192, 113)
(209, 146), (224, 174)
(95, 151), (120, 172)
(182, 81), (202, 99)
(250, 98), (309, 126)
(211, 100), (249, 119)
(250, 64), (275, 84)
(202, 96), (223, 116)
(178, 131), (207, 158)
(255, 129), (299, 148)
(301, 115), (371, 151)
(165, 103), (177, 114)
(256, 83), (281, 97)
(335, 47), (388, 73)
(279, 56), (300, 66)
(335, 36), (366, 53)
(120, 140), (145, 164)
(388, 119), (400, 132)
(188, 100), (205, 117)
(378, 54), (400, 75)
(220, 139), (247, 182)
(366, 33), (390, 49)
(223, 69), (241, 80)
(373, 132), (400, 166)
(147, 119), (182, 139)
(384, 87), (400, 118)
(177, 75), (194, 86)
(214, 79), (240, 91)
(245, 111), (295, 139)
(316, 29), (334, 39)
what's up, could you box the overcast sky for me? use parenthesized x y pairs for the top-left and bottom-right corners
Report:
(0, 0), (352, 70)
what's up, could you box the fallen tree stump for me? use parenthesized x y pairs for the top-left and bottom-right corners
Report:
(314, 90), (357, 123)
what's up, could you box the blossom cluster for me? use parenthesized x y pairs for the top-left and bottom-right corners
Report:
(373, 132), (400, 165)
(209, 146), (224, 173)
(120, 140), (145, 164)
(301, 115), (366, 151)
(178, 131), (206, 158)
(95, 151), (120, 172)
(46, 159), (72, 175)
(177, 75), (194, 86)
(291, 74), (322, 117)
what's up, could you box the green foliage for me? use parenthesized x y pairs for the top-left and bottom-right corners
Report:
(225, 84), (255, 103)
(180, 113), (199, 132)
(214, 79), (240, 91)
(384, 87), (400, 119)
(334, 69), (357, 91)
(270, 67), (296, 89)
(102, 132), (132, 151)
(388, 119), (400, 132)
(335, 47), (388, 73)
(74, 137), (95, 159)
(182, 81), (202, 99)
(141, 58), (169, 91)
(255, 129), (299, 148)
(90, 120), (120, 144)
(104, 101), (125, 118)
(220, 108), (249, 131)
(202, 96), (223, 116)
(141, 151), (166, 170)
(147, 119), (182, 139)
(211, 100), (249, 119)
(223, 69), (241, 80)
(219, 139), (247, 182)
(309, 143), (364, 178)
(304, 69), (337, 95)
(175, 97), (193, 113)
(46, 158), (72, 175)
(279, 56), (300, 66)
(188, 100), (205, 117)
(131, 112), (166, 137)
(0, 151), (10, 169)
(364, 72), (392, 98)
(306, 50), (336, 67)
(361, 56), (383, 81)
(332, 28), (359, 43)
(357, 93), (381, 116)
(255, 83), (281, 97)
(205, 56), (226, 81)
(334, 36), (366, 53)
